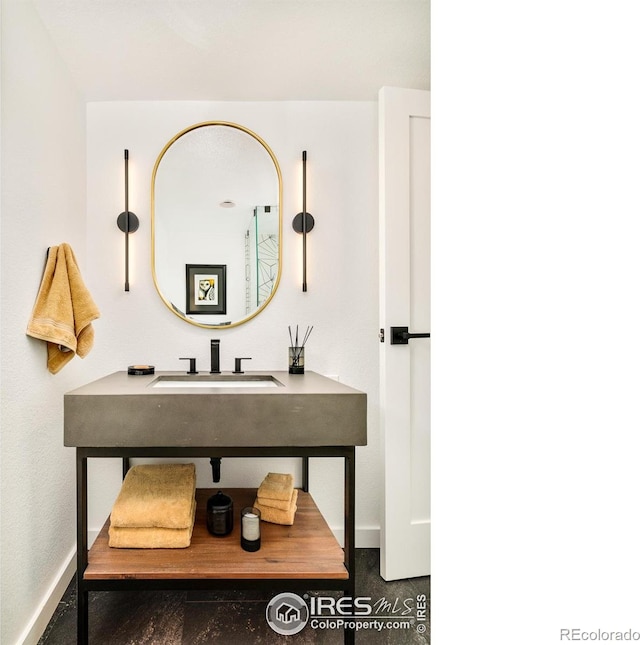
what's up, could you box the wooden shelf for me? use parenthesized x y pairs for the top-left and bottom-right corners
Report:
(85, 488), (347, 581)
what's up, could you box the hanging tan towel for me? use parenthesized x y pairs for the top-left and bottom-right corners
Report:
(254, 489), (299, 525)
(257, 472), (294, 502)
(26, 244), (100, 374)
(109, 464), (197, 530)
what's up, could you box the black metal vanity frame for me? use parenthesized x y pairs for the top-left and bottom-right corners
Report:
(75, 446), (356, 645)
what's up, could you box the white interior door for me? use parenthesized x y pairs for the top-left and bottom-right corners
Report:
(379, 87), (430, 580)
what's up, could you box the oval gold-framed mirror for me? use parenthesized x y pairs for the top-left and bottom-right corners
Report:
(151, 121), (282, 329)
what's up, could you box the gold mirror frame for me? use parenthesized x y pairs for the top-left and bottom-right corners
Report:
(151, 121), (283, 329)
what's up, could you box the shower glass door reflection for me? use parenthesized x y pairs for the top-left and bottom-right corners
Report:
(246, 205), (279, 314)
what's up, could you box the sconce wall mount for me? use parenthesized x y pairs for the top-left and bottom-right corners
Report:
(292, 150), (314, 292)
(292, 211), (315, 234)
(116, 149), (139, 291)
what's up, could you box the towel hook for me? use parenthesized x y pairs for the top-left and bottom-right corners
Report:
(116, 149), (139, 291)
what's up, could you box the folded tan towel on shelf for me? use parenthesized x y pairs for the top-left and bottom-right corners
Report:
(257, 472), (294, 502)
(254, 489), (299, 525)
(110, 463), (196, 530)
(108, 502), (196, 549)
(26, 243), (100, 374)
(255, 494), (294, 511)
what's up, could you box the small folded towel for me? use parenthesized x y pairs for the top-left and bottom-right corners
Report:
(108, 500), (197, 549)
(110, 464), (196, 530)
(254, 489), (299, 526)
(257, 472), (294, 502)
(255, 494), (294, 511)
(26, 244), (100, 374)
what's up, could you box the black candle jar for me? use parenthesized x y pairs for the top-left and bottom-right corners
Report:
(206, 490), (234, 536)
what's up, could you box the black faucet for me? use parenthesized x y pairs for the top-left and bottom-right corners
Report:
(233, 357), (251, 374)
(179, 357), (198, 374)
(210, 339), (221, 374)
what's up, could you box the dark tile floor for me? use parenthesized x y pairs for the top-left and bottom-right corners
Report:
(38, 549), (430, 644)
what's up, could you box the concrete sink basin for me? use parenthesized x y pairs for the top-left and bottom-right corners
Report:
(151, 375), (281, 389)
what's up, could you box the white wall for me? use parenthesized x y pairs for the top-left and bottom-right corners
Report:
(0, 3), (101, 644)
(85, 101), (382, 547)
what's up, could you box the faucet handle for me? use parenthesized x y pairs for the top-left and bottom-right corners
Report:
(179, 357), (198, 374)
(233, 357), (251, 374)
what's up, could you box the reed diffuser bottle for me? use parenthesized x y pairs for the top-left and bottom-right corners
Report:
(288, 325), (313, 375)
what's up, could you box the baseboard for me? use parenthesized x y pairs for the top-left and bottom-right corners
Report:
(16, 530), (102, 645)
(16, 546), (76, 645)
(88, 528), (100, 547)
(330, 526), (380, 548)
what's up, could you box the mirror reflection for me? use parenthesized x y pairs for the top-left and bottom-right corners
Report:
(151, 122), (282, 328)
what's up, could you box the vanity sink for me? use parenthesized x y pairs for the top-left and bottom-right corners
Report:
(64, 371), (366, 448)
(150, 375), (281, 389)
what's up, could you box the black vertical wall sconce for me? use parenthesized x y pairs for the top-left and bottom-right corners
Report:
(292, 150), (315, 292)
(116, 149), (139, 291)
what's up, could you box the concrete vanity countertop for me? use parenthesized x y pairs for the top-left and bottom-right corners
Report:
(64, 371), (367, 447)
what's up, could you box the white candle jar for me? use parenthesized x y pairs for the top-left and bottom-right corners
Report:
(241, 506), (261, 552)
